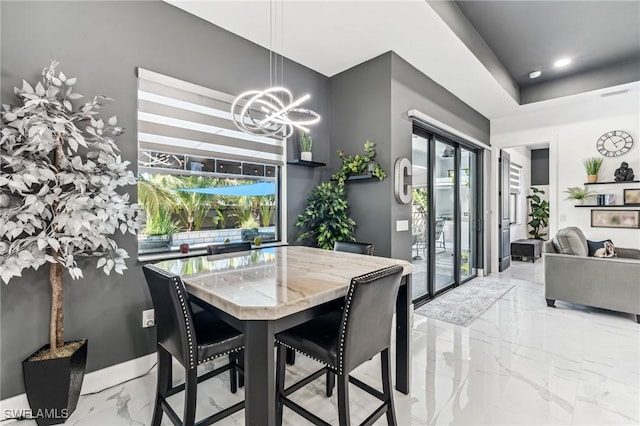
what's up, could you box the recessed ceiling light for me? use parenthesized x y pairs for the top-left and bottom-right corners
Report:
(554, 58), (571, 68)
(529, 71), (542, 79)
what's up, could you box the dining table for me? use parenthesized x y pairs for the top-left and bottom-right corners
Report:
(153, 245), (413, 426)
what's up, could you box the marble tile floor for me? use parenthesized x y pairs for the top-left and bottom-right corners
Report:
(8, 261), (639, 425)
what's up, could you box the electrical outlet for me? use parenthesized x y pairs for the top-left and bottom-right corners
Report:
(142, 309), (155, 328)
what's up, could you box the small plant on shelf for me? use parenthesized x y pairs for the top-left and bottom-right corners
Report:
(564, 186), (596, 205)
(527, 187), (550, 239)
(584, 157), (604, 183)
(332, 141), (387, 185)
(299, 131), (313, 161)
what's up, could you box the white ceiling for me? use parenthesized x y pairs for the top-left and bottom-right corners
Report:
(165, 0), (638, 120)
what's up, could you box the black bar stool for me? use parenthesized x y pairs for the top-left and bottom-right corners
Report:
(275, 265), (403, 426)
(333, 241), (375, 255)
(143, 265), (245, 426)
(285, 241), (376, 368)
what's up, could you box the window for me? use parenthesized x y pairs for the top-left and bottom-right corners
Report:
(136, 69), (284, 254)
(509, 162), (521, 225)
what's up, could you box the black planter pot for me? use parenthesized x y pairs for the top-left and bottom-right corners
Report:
(22, 340), (88, 426)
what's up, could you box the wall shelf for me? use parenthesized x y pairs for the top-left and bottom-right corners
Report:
(287, 159), (326, 168)
(584, 180), (639, 185)
(331, 173), (377, 182)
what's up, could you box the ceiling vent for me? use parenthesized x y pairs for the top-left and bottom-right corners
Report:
(600, 89), (629, 97)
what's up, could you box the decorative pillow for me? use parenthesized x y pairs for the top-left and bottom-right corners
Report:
(587, 239), (617, 258)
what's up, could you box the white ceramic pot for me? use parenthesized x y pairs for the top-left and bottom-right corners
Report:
(301, 151), (312, 162)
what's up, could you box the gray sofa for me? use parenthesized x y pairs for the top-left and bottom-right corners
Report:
(543, 227), (640, 323)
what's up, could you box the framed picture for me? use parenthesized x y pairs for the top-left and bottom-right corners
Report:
(591, 209), (640, 229)
(624, 189), (640, 206)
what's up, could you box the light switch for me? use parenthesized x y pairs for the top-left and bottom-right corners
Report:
(396, 220), (409, 231)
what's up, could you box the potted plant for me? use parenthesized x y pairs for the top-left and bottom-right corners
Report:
(526, 187), (550, 239)
(296, 182), (356, 249)
(0, 61), (139, 425)
(299, 131), (313, 161)
(332, 141), (387, 185)
(564, 186), (596, 205)
(584, 157), (604, 183)
(297, 141), (387, 249)
(139, 207), (180, 252)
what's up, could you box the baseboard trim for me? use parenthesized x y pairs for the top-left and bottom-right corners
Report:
(0, 353), (156, 421)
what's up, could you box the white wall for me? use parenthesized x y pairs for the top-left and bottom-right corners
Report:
(490, 86), (640, 272)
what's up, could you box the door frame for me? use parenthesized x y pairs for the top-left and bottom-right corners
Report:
(412, 123), (483, 306)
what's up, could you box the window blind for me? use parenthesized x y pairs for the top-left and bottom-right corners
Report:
(137, 68), (284, 167)
(509, 162), (521, 194)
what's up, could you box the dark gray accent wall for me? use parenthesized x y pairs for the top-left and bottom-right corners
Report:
(531, 148), (550, 186)
(330, 52), (489, 262)
(330, 54), (393, 257)
(390, 53), (490, 261)
(0, 0), (330, 398)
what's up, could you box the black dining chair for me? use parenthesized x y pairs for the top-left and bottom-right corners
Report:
(200, 241), (252, 388)
(143, 265), (245, 426)
(275, 265), (404, 426)
(333, 241), (375, 255)
(285, 241), (376, 368)
(283, 240), (377, 369)
(207, 241), (251, 255)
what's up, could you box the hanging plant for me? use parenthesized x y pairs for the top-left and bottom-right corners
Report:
(331, 141), (387, 186)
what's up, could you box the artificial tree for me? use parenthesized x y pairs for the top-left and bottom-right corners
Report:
(0, 61), (139, 353)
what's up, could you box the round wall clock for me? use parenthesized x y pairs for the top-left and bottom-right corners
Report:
(596, 130), (633, 157)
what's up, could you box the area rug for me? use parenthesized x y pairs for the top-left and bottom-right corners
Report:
(415, 279), (514, 326)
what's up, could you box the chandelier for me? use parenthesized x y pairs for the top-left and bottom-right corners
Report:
(231, 1), (320, 138)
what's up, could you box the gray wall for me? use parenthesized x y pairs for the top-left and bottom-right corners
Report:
(329, 52), (490, 262)
(531, 148), (550, 186)
(390, 53), (489, 261)
(0, 0), (330, 398)
(330, 54), (393, 256)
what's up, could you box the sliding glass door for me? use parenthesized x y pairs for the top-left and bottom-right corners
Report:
(411, 134), (430, 301)
(460, 147), (477, 280)
(411, 128), (481, 305)
(434, 138), (455, 293)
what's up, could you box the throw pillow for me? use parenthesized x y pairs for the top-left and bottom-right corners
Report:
(587, 239), (617, 258)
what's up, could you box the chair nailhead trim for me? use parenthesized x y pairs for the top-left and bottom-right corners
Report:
(198, 346), (245, 365)
(173, 277), (196, 369)
(275, 341), (338, 373)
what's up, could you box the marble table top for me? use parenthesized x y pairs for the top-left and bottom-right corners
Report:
(153, 246), (412, 320)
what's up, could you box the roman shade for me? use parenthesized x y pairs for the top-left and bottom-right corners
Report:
(137, 68), (284, 167)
